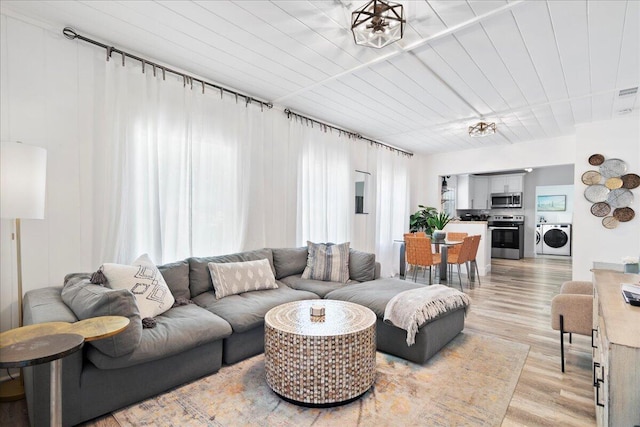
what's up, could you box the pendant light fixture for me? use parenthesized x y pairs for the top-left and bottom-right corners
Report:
(468, 121), (497, 137)
(351, 0), (405, 49)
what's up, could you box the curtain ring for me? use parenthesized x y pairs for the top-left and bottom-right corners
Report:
(202, 81), (205, 94)
(152, 64), (156, 77)
(141, 60), (145, 74)
(106, 46), (114, 62)
(121, 52), (125, 66)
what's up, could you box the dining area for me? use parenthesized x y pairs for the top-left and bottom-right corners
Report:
(400, 232), (482, 291)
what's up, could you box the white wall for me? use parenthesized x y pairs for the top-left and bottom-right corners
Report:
(1, 14), (95, 331)
(572, 117), (640, 280)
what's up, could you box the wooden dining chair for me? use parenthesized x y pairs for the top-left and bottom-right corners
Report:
(446, 232), (467, 278)
(405, 236), (441, 284)
(446, 236), (475, 291)
(467, 235), (482, 287)
(403, 232), (427, 278)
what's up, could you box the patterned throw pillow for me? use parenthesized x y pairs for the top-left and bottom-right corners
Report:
(102, 254), (175, 319)
(301, 241), (350, 283)
(207, 258), (278, 299)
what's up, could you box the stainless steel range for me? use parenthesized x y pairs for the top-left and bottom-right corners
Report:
(488, 215), (525, 260)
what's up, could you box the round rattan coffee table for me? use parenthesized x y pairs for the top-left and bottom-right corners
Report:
(264, 300), (376, 406)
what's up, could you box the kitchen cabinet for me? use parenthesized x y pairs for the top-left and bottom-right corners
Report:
(472, 176), (489, 209)
(457, 175), (489, 209)
(490, 174), (524, 194)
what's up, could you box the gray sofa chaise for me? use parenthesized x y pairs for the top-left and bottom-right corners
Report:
(21, 246), (464, 426)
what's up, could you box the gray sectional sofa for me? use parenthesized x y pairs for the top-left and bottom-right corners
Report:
(21, 246), (464, 427)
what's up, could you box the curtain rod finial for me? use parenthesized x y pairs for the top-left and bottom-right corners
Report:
(63, 27), (78, 40)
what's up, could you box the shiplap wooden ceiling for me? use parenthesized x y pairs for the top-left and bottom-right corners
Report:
(2, 0), (638, 154)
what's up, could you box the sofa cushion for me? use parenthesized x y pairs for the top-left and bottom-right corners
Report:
(301, 241), (350, 283)
(279, 274), (349, 298)
(102, 254), (175, 318)
(208, 259), (278, 299)
(325, 278), (426, 318)
(61, 273), (142, 358)
(349, 249), (376, 282)
(188, 248), (275, 298)
(193, 284), (319, 333)
(272, 247), (308, 279)
(86, 303), (232, 370)
(157, 259), (190, 301)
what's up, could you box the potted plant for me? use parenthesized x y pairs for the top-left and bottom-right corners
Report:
(427, 211), (451, 241)
(409, 205), (438, 234)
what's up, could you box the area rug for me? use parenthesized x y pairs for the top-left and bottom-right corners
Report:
(113, 332), (529, 427)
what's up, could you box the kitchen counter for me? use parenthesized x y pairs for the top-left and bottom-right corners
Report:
(450, 220), (488, 224)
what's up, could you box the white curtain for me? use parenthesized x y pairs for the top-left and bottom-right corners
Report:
(90, 57), (410, 270)
(374, 149), (411, 277)
(292, 121), (352, 245)
(92, 59), (268, 264)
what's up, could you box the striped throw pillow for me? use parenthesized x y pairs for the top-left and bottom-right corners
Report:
(301, 241), (350, 283)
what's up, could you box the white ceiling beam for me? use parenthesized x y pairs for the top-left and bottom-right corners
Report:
(272, 0), (527, 104)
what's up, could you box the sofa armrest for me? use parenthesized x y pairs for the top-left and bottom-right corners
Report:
(23, 287), (78, 326)
(374, 262), (381, 280)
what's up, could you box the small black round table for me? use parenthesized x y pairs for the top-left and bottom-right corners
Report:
(0, 333), (84, 427)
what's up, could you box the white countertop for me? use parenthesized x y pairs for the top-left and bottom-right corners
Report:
(450, 220), (488, 224)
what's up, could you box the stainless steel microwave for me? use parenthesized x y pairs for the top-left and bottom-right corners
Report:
(491, 192), (522, 209)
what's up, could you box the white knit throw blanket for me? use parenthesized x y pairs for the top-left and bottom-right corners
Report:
(383, 285), (471, 346)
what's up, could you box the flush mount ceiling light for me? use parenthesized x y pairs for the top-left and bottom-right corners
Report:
(351, 0), (405, 49)
(468, 121), (497, 138)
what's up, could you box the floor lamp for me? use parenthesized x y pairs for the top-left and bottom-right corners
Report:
(0, 141), (47, 402)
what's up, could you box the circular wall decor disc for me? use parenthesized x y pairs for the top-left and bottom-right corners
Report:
(607, 188), (634, 208)
(590, 202), (611, 217)
(621, 173), (640, 189)
(581, 170), (602, 185)
(588, 154), (605, 166)
(599, 158), (628, 178)
(613, 207), (635, 222)
(605, 177), (623, 189)
(584, 185), (610, 203)
(602, 216), (619, 229)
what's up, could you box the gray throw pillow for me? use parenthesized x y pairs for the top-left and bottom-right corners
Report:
(61, 273), (142, 358)
(158, 259), (190, 301)
(301, 241), (350, 283)
(349, 249), (376, 282)
(272, 247), (308, 279)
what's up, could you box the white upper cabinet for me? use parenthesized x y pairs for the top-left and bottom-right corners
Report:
(472, 176), (490, 209)
(490, 174), (524, 193)
(457, 175), (490, 209)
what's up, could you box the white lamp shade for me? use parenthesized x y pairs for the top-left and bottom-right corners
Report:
(1, 141), (47, 219)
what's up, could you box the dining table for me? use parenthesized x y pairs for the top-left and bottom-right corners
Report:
(396, 237), (463, 283)
(431, 238), (463, 283)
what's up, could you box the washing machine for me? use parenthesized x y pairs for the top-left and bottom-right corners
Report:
(542, 224), (571, 256)
(535, 224), (544, 254)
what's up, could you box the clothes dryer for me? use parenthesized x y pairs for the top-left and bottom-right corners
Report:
(542, 224), (571, 256)
(535, 224), (544, 255)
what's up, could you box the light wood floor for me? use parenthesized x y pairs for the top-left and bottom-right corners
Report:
(1, 257), (595, 426)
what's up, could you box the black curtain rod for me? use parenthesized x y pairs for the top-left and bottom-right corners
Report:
(284, 109), (413, 157)
(62, 27), (273, 111)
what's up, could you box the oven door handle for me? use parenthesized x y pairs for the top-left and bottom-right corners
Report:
(489, 226), (519, 230)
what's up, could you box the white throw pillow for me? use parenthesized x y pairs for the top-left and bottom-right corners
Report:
(102, 254), (175, 318)
(301, 241), (350, 283)
(208, 258), (278, 299)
